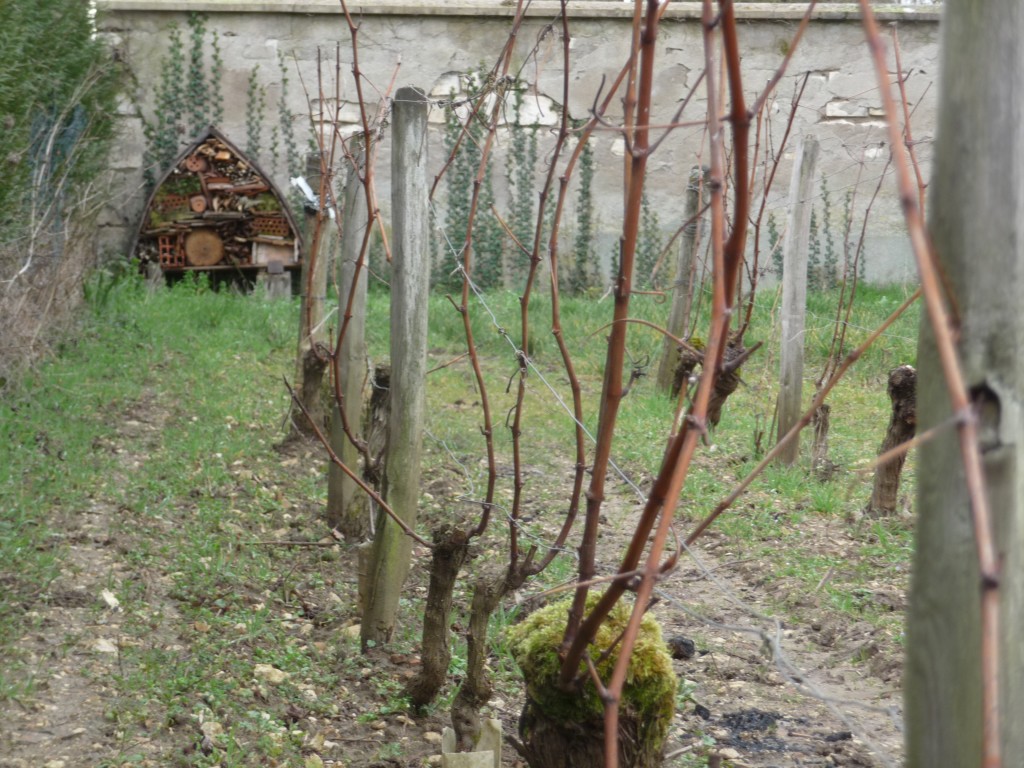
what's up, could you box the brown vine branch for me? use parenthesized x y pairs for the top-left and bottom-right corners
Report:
(534, 1), (633, 579)
(560, 0), (662, 698)
(284, 379), (431, 548)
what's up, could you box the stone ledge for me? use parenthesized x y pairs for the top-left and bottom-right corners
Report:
(96, 1), (941, 23)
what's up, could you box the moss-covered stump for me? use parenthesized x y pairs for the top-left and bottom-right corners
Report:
(507, 597), (677, 768)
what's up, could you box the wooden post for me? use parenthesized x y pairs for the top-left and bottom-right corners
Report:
(291, 152), (333, 436)
(361, 87), (430, 648)
(441, 718), (502, 767)
(908, 2), (1024, 762)
(775, 135), (818, 465)
(144, 261), (164, 291)
(300, 151), (331, 350)
(656, 166), (705, 394)
(260, 265), (293, 300)
(327, 144), (371, 538)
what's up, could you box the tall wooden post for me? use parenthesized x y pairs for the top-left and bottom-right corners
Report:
(327, 144), (370, 538)
(361, 87), (430, 648)
(292, 152), (334, 436)
(656, 166), (704, 394)
(908, 1), (1024, 763)
(775, 135), (818, 465)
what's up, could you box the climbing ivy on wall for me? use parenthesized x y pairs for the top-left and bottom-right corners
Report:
(570, 133), (600, 296)
(186, 13), (209, 139)
(436, 70), (504, 292)
(142, 14), (301, 191)
(435, 92), (476, 292)
(142, 22), (184, 185)
(434, 70), (550, 293)
(209, 29), (225, 128)
(246, 66), (267, 160)
(506, 85), (539, 284)
(276, 51), (302, 181)
(635, 190), (663, 291)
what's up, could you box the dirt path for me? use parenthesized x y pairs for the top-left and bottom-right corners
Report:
(0, 395), (173, 768)
(1, 387), (906, 768)
(563, 473), (906, 768)
(0, 501), (124, 768)
(651, 541), (903, 767)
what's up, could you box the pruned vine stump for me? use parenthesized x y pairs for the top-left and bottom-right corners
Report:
(866, 365), (917, 516)
(812, 403), (838, 481)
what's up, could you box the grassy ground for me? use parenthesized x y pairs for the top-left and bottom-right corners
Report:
(0, 272), (919, 766)
(402, 280), (919, 637)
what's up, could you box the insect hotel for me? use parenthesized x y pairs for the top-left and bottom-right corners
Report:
(132, 127), (302, 287)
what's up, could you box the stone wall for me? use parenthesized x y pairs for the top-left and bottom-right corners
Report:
(95, 1), (941, 283)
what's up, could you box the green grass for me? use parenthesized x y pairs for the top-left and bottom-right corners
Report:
(1, 273), (336, 764)
(0, 271), (920, 763)
(0, 275), (155, 698)
(380, 280), (919, 639)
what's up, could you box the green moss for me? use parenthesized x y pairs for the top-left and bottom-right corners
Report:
(162, 174), (202, 197)
(252, 192), (281, 212)
(506, 595), (677, 735)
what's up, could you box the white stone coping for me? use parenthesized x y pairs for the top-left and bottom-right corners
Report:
(96, 1), (941, 23)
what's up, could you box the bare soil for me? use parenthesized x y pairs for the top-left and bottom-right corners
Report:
(0, 389), (907, 768)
